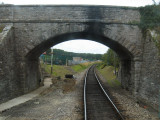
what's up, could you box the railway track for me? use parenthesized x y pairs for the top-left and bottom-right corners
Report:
(84, 65), (125, 120)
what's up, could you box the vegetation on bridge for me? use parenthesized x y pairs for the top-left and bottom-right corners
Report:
(0, 25), (4, 33)
(139, 5), (160, 53)
(139, 5), (160, 31)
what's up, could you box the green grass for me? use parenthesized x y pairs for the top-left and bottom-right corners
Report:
(97, 64), (120, 87)
(114, 79), (121, 86)
(41, 62), (96, 79)
(41, 64), (73, 79)
(71, 62), (95, 72)
(71, 64), (87, 72)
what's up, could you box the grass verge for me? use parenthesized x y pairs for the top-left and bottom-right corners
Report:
(97, 64), (120, 87)
(71, 62), (95, 72)
(41, 62), (97, 78)
(41, 64), (73, 79)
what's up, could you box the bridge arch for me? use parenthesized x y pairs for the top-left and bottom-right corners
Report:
(26, 32), (133, 60)
(24, 30), (141, 94)
(1, 5), (160, 109)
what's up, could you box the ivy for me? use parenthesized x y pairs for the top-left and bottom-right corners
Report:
(151, 31), (160, 54)
(0, 25), (4, 33)
(139, 5), (160, 31)
(138, 5), (160, 54)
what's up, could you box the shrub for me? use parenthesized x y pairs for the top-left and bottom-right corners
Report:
(139, 5), (160, 31)
(0, 25), (4, 33)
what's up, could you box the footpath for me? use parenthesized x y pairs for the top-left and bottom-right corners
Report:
(0, 78), (52, 113)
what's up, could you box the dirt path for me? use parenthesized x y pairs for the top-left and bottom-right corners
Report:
(0, 71), (86, 120)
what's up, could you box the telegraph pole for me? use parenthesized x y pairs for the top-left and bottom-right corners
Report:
(42, 52), (47, 72)
(114, 52), (116, 76)
(51, 49), (53, 74)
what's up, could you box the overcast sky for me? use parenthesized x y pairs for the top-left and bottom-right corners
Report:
(1, 0), (156, 6)
(1, 0), (156, 54)
(52, 40), (108, 54)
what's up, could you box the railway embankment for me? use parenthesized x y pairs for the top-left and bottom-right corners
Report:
(96, 65), (159, 120)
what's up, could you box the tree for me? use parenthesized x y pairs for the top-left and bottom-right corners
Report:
(102, 49), (119, 67)
(103, 49), (119, 67)
(102, 49), (120, 76)
(41, 48), (103, 65)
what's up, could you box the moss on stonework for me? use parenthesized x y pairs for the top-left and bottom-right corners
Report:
(128, 20), (139, 25)
(152, 32), (160, 54)
(0, 25), (4, 33)
(148, 30), (160, 55)
(138, 5), (160, 54)
(139, 5), (160, 31)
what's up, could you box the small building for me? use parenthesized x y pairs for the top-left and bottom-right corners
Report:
(67, 57), (89, 65)
(73, 57), (83, 62)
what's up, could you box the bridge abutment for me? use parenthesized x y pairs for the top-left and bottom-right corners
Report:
(0, 5), (159, 110)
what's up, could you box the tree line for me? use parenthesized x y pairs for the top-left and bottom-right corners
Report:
(40, 49), (103, 65)
(40, 48), (120, 69)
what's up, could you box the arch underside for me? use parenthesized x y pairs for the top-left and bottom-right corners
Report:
(25, 31), (136, 92)
(26, 32), (133, 61)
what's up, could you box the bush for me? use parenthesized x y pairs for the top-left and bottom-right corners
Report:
(0, 25), (4, 33)
(139, 5), (160, 31)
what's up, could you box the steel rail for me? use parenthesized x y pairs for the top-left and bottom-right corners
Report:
(83, 66), (92, 120)
(94, 68), (125, 120)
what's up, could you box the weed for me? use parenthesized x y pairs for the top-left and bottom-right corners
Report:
(97, 65), (120, 87)
(0, 25), (4, 33)
(71, 62), (93, 72)
(42, 64), (72, 79)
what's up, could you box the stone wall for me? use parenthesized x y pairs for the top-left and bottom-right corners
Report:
(0, 24), (41, 103)
(0, 5), (140, 24)
(0, 5), (159, 111)
(138, 32), (160, 110)
(0, 24), (22, 103)
(0, 5), (142, 104)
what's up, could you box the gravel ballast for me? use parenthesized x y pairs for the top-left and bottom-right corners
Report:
(96, 70), (159, 120)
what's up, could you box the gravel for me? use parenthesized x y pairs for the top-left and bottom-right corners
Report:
(0, 70), (86, 120)
(96, 70), (159, 120)
(1, 67), (158, 120)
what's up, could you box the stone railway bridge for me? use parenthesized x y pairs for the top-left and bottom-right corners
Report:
(0, 5), (159, 110)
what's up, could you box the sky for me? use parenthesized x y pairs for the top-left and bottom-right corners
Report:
(52, 40), (108, 54)
(1, 0), (157, 54)
(1, 0), (157, 6)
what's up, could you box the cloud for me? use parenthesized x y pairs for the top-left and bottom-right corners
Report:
(3, 0), (153, 6)
(52, 40), (108, 54)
